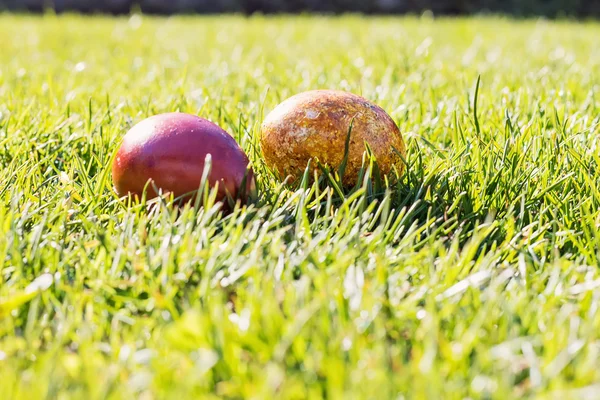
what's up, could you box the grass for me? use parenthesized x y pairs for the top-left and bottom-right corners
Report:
(1, 13), (600, 399)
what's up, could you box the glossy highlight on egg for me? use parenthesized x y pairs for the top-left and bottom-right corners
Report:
(112, 113), (254, 204)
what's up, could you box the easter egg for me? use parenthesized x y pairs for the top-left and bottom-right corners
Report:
(260, 90), (406, 186)
(112, 113), (254, 204)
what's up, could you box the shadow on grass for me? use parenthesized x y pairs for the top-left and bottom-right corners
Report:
(251, 147), (495, 251)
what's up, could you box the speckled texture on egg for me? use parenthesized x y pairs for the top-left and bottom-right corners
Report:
(260, 90), (406, 186)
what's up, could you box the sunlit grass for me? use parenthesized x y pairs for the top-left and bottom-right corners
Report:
(1, 14), (600, 398)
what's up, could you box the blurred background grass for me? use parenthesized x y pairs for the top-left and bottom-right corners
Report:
(2, 0), (600, 17)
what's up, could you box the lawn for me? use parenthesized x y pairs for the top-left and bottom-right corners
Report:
(1, 14), (600, 399)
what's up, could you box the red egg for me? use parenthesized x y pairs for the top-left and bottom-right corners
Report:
(112, 113), (254, 204)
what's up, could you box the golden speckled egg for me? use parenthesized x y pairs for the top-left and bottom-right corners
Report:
(260, 90), (406, 186)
